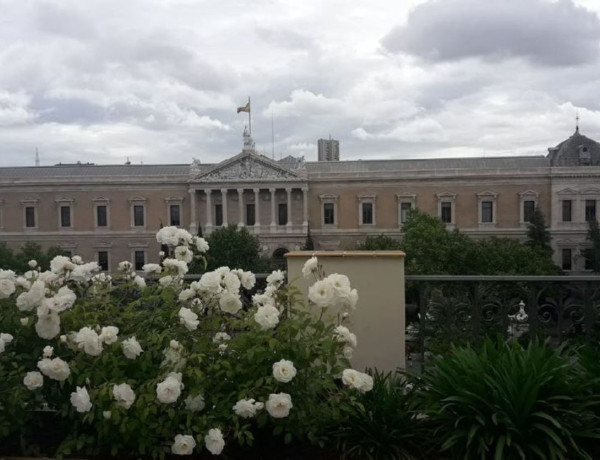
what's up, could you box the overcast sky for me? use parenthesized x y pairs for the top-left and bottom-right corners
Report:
(1, 0), (599, 167)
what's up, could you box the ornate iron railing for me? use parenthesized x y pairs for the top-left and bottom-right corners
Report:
(404, 275), (600, 372)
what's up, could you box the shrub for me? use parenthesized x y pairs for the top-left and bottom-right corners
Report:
(330, 370), (429, 459)
(355, 234), (401, 251)
(0, 228), (368, 459)
(420, 339), (600, 460)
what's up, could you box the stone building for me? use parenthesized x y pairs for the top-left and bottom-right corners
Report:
(0, 128), (599, 273)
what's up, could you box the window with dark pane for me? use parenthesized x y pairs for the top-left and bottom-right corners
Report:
(585, 200), (596, 222)
(97, 205), (107, 227)
(562, 200), (572, 222)
(561, 248), (572, 271)
(98, 251), (109, 271)
(441, 202), (452, 223)
(246, 204), (255, 226)
(362, 202), (373, 224)
(278, 203), (288, 225)
(400, 202), (412, 223)
(523, 200), (535, 222)
(134, 251), (145, 271)
(481, 201), (493, 223)
(323, 203), (335, 225)
(133, 205), (145, 226)
(170, 205), (181, 226)
(215, 204), (223, 226)
(25, 207), (35, 228)
(60, 206), (71, 227)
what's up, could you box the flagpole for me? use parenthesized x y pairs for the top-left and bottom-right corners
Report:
(248, 97), (252, 136)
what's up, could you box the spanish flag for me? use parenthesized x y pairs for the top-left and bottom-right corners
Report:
(237, 101), (250, 113)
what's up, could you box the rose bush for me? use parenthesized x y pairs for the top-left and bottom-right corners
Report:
(0, 227), (368, 458)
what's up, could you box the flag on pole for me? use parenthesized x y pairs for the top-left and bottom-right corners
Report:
(237, 101), (250, 113)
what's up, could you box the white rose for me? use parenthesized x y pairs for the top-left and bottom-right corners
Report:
(233, 398), (264, 418)
(99, 326), (119, 345)
(174, 246), (193, 264)
(342, 369), (374, 393)
(156, 374), (182, 404)
(252, 293), (275, 308)
(23, 371), (44, 390)
(133, 276), (146, 289)
(198, 271), (222, 294)
(113, 383), (136, 409)
(235, 270), (256, 290)
(16, 276), (31, 289)
(71, 255), (83, 265)
(50, 255), (75, 275)
(302, 256), (319, 278)
(308, 279), (335, 308)
(205, 428), (225, 455)
(254, 305), (280, 330)
(122, 337), (143, 359)
(171, 434), (196, 456)
(222, 272), (241, 293)
(266, 393), (293, 418)
(272, 359), (297, 383)
(103, 411), (112, 420)
(156, 226), (180, 247)
(333, 325), (358, 348)
(37, 357), (70, 381)
(43, 345), (53, 358)
(184, 394), (205, 412)
(35, 307), (61, 340)
(16, 279), (45, 312)
(20, 317), (29, 326)
(163, 258), (189, 276)
(142, 263), (162, 275)
(118, 261), (133, 272)
(0, 277), (16, 299)
(212, 332), (231, 343)
(266, 270), (285, 288)
(0, 333), (13, 345)
(219, 291), (242, 315)
(194, 237), (209, 253)
(178, 307), (199, 331)
(74, 327), (103, 356)
(28, 260), (38, 268)
(343, 346), (354, 359)
(70, 386), (92, 413)
(52, 286), (77, 312)
(69, 262), (100, 283)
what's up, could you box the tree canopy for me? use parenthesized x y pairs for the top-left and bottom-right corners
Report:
(0, 242), (68, 273)
(525, 207), (553, 258)
(581, 219), (600, 272)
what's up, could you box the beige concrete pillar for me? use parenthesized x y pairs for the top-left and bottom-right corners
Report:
(286, 251), (406, 373)
(253, 188), (261, 233)
(269, 187), (276, 233)
(237, 188), (244, 227)
(188, 189), (197, 234)
(302, 187), (308, 233)
(204, 189), (213, 234)
(221, 188), (228, 227)
(286, 187), (292, 233)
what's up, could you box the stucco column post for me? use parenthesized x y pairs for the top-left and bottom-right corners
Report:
(188, 189), (197, 234)
(204, 189), (213, 234)
(253, 188), (261, 233)
(286, 187), (292, 233)
(269, 187), (277, 233)
(237, 188), (244, 227)
(302, 187), (308, 233)
(221, 188), (228, 227)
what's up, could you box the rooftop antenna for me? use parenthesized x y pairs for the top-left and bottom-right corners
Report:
(271, 110), (275, 160)
(576, 111), (580, 133)
(35, 147), (40, 166)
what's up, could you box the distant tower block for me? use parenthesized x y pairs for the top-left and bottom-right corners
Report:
(317, 136), (339, 161)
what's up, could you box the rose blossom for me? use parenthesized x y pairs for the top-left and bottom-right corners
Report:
(37, 357), (70, 381)
(74, 327), (103, 356)
(254, 304), (280, 330)
(156, 373), (183, 404)
(122, 337), (143, 359)
(342, 369), (374, 393)
(205, 428), (225, 455)
(266, 393), (293, 418)
(184, 394), (205, 412)
(233, 398), (264, 418)
(113, 383), (136, 409)
(272, 359), (297, 383)
(178, 307), (199, 331)
(70, 386), (92, 413)
(302, 256), (319, 278)
(23, 371), (44, 390)
(171, 434), (196, 455)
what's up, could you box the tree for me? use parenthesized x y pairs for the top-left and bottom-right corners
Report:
(302, 225), (315, 250)
(356, 234), (402, 250)
(525, 207), (553, 258)
(202, 225), (271, 273)
(0, 242), (67, 273)
(581, 219), (600, 272)
(0, 243), (16, 270)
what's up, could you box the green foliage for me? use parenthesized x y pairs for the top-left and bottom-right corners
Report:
(330, 370), (429, 459)
(420, 339), (600, 460)
(302, 226), (315, 251)
(0, 242), (68, 273)
(525, 207), (553, 258)
(400, 209), (559, 275)
(581, 219), (600, 272)
(201, 224), (272, 273)
(355, 234), (402, 250)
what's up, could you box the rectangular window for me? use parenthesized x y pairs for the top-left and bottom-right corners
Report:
(362, 202), (373, 224)
(562, 248), (572, 271)
(134, 251), (145, 271)
(323, 203), (335, 225)
(97, 205), (107, 227)
(481, 201), (493, 223)
(400, 202), (412, 223)
(585, 200), (596, 222)
(562, 200), (572, 222)
(585, 256), (592, 271)
(246, 204), (255, 226)
(215, 204), (223, 226)
(60, 206), (71, 227)
(278, 203), (288, 225)
(98, 251), (109, 271)
(523, 200), (535, 223)
(133, 205), (145, 227)
(441, 202), (452, 223)
(25, 206), (35, 228)
(169, 205), (181, 226)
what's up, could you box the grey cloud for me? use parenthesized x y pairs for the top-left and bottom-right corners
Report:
(34, 1), (97, 39)
(255, 27), (315, 50)
(382, 0), (600, 66)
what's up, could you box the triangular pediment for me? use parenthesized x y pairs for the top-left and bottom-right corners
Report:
(192, 151), (301, 183)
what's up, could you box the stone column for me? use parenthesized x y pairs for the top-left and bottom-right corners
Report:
(188, 189), (197, 234)
(204, 189), (213, 234)
(286, 187), (292, 233)
(269, 187), (276, 233)
(221, 188), (228, 227)
(302, 187), (308, 233)
(237, 188), (244, 227)
(253, 188), (261, 233)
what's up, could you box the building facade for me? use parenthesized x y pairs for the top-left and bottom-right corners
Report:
(1, 128), (599, 273)
(317, 137), (340, 162)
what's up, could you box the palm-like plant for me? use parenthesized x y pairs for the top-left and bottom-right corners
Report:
(421, 339), (600, 460)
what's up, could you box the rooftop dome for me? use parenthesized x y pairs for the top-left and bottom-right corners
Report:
(547, 128), (600, 166)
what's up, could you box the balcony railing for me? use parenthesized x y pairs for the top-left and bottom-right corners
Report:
(405, 275), (600, 372)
